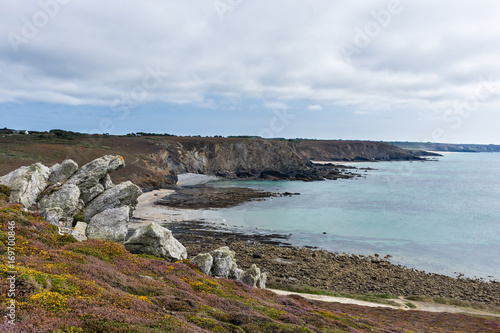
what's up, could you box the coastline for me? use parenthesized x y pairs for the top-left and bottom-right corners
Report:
(131, 173), (219, 227)
(131, 178), (500, 311)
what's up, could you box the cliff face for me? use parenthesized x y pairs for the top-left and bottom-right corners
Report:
(154, 139), (307, 178)
(297, 140), (423, 161)
(389, 142), (500, 153)
(0, 134), (425, 191)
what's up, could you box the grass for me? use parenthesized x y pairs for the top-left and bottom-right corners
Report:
(0, 186), (499, 332)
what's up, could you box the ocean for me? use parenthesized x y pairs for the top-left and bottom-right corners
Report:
(199, 153), (500, 280)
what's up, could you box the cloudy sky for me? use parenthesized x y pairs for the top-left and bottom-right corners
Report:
(1, 0), (499, 143)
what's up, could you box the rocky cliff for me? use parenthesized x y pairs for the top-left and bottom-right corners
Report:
(297, 140), (425, 161)
(0, 134), (425, 190)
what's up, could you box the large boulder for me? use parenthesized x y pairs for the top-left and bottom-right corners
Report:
(48, 159), (78, 183)
(86, 206), (130, 243)
(257, 272), (267, 289)
(124, 223), (187, 261)
(83, 181), (142, 222)
(66, 155), (125, 204)
(242, 264), (261, 288)
(72, 222), (88, 242)
(0, 163), (50, 207)
(191, 253), (214, 276)
(210, 246), (236, 279)
(39, 184), (80, 226)
(229, 262), (244, 281)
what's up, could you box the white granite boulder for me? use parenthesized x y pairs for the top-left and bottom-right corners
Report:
(86, 206), (130, 243)
(66, 155), (125, 204)
(191, 253), (214, 276)
(39, 184), (80, 226)
(48, 159), (78, 183)
(124, 223), (187, 261)
(83, 181), (142, 222)
(0, 163), (50, 207)
(210, 246), (236, 279)
(242, 264), (262, 288)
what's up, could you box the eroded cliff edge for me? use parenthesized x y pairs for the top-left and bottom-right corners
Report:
(0, 134), (427, 190)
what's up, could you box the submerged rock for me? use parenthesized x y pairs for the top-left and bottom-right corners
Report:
(86, 206), (130, 243)
(0, 163), (50, 207)
(124, 223), (187, 261)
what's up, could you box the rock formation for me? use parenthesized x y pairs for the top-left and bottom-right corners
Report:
(191, 246), (267, 288)
(86, 206), (130, 243)
(124, 223), (187, 261)
(0, 155), (142, 242)
(0, 162), (50, 207)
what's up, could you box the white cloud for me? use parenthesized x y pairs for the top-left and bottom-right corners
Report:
(1, 0), (500, 142)
(308, 105), (323, 111)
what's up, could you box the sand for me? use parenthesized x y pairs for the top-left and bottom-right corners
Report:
(131, 174), (219, 228)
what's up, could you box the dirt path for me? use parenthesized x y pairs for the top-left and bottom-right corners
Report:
(268, 289), (500, 318)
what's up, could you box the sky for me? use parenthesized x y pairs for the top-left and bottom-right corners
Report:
(1, 0), (500, 144)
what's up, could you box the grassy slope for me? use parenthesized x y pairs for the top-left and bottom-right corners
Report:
(0, 188), (499, 332)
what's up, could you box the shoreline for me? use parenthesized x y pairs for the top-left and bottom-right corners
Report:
(131, 174), (500, 311)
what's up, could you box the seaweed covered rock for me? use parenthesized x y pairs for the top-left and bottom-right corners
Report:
(124, 223), (187, 261)
(0, 162), (50, 207)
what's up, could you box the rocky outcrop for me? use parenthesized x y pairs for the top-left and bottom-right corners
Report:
(191, 253), (214, 276)
(39, 184), (80, 225)
(0, 163), (50, 207)
(48, 159), (79, 183)
(210, 246), (236, 279)
(0, 155), (142, 243)
(190, 246), (267, 288)
(297, 140), (423, 162)
(72, 222), (88, 242)
(86, 206), (130, 243)
(83, 181), (141, 222)
(124, 223), (187, 261)
(66, 155), (124, 204)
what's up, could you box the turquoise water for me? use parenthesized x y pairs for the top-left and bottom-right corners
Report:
(202, 153), (500, 279)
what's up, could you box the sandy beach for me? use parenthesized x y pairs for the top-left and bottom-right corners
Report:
(130, 173), (219, 228)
